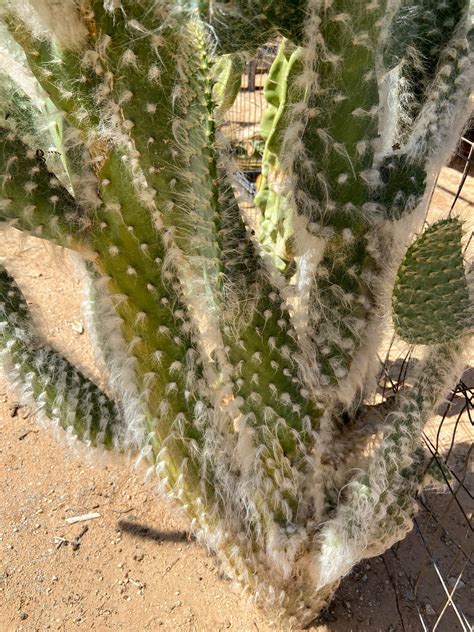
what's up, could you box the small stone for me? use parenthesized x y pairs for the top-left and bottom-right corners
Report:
(133, 550), (144, 562)
(361, 574), (368, 582)
(9, 403), (20, 417)
(19, 612), (28, 620)
(425, 603), (436, 616)
(70, 321), (84, 335)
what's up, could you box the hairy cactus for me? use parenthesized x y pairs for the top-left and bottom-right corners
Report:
(0, 0), (472, 626)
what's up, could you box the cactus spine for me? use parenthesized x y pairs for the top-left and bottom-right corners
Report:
(0, 0), (472, 625)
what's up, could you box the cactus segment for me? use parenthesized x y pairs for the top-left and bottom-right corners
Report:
(316, 340), (466, 588)
(223, 284), (322, 519)
(392, 219), (472, 345)
(214, 168), (259, 293)
(256, 43), (302, 274)
(253, 0), (306, 44)
(199, 2), (274, 54)
(289, 0), (386, 227)
(212, 53), (246, 122)
(406, 19), (474, 159)
(93, 8), (226, 314)
(203, 0), (306, 49)
(374, 154), (426, 220)
(0, 266), (121, 448)
(384, 0), (470, 141)
(90, 152), (206, 469)
(5, 12), (102, 135)
(0, 127), (88, 249)
(274, 1), (394, 397)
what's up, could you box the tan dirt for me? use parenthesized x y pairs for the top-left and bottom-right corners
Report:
(0, 168), (472, 632)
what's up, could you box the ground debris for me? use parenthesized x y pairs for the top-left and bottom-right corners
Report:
(71, 526), (89, 551)
(65, 512), (101, 525)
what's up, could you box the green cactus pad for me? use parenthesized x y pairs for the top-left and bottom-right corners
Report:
(392, 219), (472, 344)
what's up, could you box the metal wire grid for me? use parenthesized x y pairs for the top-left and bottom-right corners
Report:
(224, 48), (473, 630)
(221, 45), (277, 178)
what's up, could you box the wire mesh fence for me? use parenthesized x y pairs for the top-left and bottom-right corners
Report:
(223, 49), (473, 631)
(221, 44), (277, 182)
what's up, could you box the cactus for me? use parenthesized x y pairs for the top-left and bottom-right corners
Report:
(0, 0), (472, 626)
(393, 218), (472, 344)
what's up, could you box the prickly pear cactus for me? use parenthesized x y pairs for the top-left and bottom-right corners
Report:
(0, 0), (472, 626)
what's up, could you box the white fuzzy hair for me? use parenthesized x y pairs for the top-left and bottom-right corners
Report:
(3, 0), (89, 50)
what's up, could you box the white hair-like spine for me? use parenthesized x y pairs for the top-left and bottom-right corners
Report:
(4, 0), (89, 50)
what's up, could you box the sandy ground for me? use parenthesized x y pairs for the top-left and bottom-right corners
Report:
(0, 167), (472, 632)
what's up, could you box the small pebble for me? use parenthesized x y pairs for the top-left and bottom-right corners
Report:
(71, 321), (84, 334)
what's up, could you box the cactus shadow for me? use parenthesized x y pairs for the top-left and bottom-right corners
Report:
(117, 519), (190, 543)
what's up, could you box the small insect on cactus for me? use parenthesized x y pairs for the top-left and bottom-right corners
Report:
(0, 0), (473, 626)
